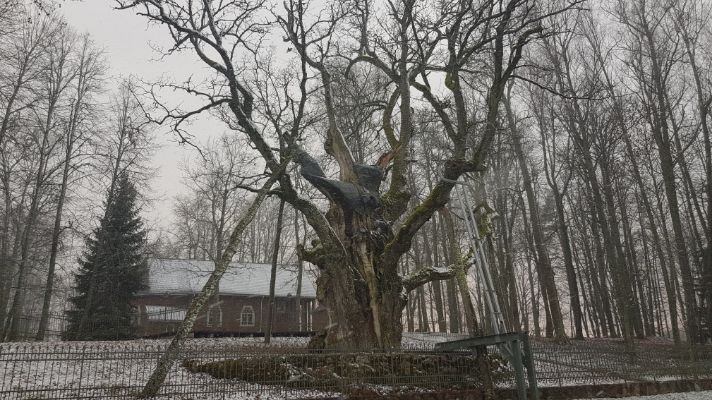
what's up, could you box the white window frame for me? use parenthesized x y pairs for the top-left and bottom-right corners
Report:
(145, 305), (187, 321)
(240, 306), (255, 327)
(206, 304), (223, 327)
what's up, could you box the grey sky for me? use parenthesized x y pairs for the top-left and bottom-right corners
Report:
(60, 1), (222, 233)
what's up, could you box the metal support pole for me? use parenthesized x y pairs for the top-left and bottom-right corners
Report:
(512, 338), (527, 400)
(522, 332), (539, 400)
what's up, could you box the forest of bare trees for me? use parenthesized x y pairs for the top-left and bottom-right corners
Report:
(0, 0), (710, 349)
(0, 4), (152, 341)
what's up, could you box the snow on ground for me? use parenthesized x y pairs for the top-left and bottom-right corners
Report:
(401, 331), (469, 345)
(576, 391), (712, 399)
(0, 338), (333, 399)
(2, 335), (710, 399)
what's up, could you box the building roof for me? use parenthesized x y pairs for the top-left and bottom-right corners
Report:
(140, 259), (317, 298)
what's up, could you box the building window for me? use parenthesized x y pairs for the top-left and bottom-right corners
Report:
(145, 306), (186, 321)
(240, 306), (255, 327)
(206, 304), (223, 327)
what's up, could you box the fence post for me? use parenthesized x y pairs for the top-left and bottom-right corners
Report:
(521, 333), (539, 400)
(553, 349), (563, 387)
(77, 345), (86, 398)
(511, 339), (527, 400)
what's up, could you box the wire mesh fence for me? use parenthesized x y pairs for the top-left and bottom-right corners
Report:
(1, 335), (711, 399)
(3, 314), (69, 341)
(0, 338), (507, 399)
(531, 339), (712, 387)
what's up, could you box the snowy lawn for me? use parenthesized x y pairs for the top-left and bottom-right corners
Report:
(0, 338), (335, 399)
(575, 390), (712, 399)
(0, 334), (471, 399)
(2, 335), (710, 399)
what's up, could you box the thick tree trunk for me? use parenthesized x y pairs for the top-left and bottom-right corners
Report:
(312, 259), (405, 348)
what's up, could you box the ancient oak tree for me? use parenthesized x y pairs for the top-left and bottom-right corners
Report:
(116, 0), (578, 349)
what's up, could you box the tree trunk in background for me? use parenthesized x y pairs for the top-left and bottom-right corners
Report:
(521, 197), (541, 337)
(439, 212), (461, 334)
(0, 166), (14, 331)
(494, 190), (520, 331)
(411, 232), (428, 333)
(621, 119), (680, 343)
(599, 159), (639, 346)
(653, 131), (699, 342)
(425, 224), (446, 332)
(35, 135), (72, 341)
(294, 212), (305, 331)
(0, 18), (50, 335)
(552, 189), (582, 338)
(624, 3), (700, 343)
(264, 199), (285, 344)
(618, 184), (647, 337)
(680, 21), (712, 340)
(441, 207), (478, 335)
(508, 106), (566, 341)
(417, 285), (429, 332)
(5, 108), (54, 341)
(37, 40), (100, 339)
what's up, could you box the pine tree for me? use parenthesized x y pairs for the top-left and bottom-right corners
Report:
(64, 173), (147, 340)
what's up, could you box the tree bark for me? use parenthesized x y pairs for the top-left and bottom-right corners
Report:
(140, 171), (282, 398)
(441, 207), (479, 335)
(264, 199), (285, 344)
(293, 212), (305, 331)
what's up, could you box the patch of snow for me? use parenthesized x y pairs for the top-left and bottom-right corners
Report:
(2, 335), (710, 399)
(575, 390), (712, 400)
(401, 331), (469, 348)
(0, 339), (330, 399)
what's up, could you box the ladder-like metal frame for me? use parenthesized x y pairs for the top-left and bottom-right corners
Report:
(450, 177), (505, 335)
(445, 177), (539, 400)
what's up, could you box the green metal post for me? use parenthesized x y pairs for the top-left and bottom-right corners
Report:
(512, 338), (527, 400)
(522, 332), (539, 400)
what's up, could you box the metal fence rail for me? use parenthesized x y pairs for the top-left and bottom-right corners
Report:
(1, 337), (711, 399)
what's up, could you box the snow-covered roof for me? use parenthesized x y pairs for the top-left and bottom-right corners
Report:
(141, 259), (317, 298)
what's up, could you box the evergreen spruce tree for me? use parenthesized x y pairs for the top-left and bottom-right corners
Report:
(65, 173), (147, 340)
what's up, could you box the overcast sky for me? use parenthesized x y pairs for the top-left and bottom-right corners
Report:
(60, 1), (223, 234)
